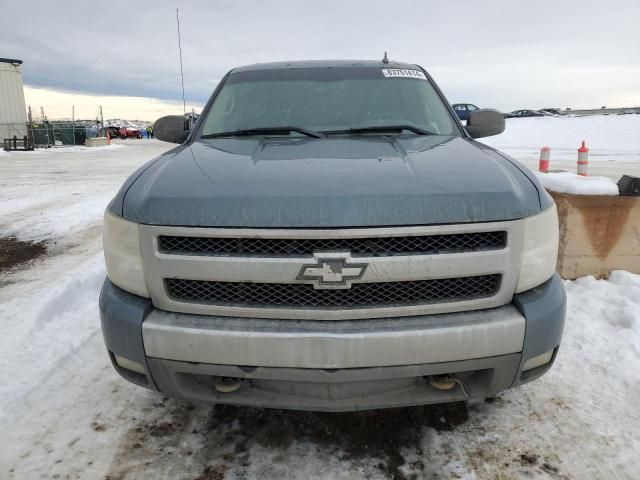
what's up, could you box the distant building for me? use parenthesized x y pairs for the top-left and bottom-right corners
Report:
(0, 58), (27, 142)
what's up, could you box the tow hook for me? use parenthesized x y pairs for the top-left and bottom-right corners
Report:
(428, 375), (469, 397)
(214, 377), (242, 393)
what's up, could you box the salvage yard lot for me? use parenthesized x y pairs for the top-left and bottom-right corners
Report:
(1, 116), (640, 479)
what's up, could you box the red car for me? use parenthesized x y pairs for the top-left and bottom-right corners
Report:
(119, 127), (142, 139)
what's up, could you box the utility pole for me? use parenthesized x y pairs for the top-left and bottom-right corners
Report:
(72, 105), (75, 145)
(99, 106), (104, 135)
(27, 105), (34, 148)
(176, 8), (186, 115)
(40, 107), (50, 146)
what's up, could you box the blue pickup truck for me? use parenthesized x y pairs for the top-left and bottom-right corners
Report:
(100, 59), (565, 411)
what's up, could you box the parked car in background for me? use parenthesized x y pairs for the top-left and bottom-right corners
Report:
(540, 108), (564, 116)
(119, 127), (142, 139)
(505, 109), (550, 118)
(452, 103), (479, 121)
(105, 126), (120, 138)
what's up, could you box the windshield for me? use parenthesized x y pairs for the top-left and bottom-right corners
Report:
(199, 67), (459, 137)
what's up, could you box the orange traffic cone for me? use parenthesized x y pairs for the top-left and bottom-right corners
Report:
(539, 146), (550, 173)
(577, 141), (589, 176)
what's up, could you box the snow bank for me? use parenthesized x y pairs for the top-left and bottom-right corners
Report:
(10, 144), (124, 155)
(536, 171), (619, 195)
(484, 114), (640, 156)
(0, 253), (106, 413)
(565, 272), (640, 375)
(104, 118), (152, 129)
(609, 270), (640, 289)
(481, 114), (640, 175)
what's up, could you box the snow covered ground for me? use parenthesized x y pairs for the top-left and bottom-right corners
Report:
(1, 119), (640, 479)
(482, 113), (640, 180)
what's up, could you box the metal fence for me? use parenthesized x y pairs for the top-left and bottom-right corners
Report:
(1, 122), (31, 150)
(2, 121), (90, 150)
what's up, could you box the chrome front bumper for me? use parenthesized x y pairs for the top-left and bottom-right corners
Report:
(140, 306), (526, 411)
(141, 306), (525, 369)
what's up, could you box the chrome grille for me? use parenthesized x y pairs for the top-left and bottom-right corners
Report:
(165, 275), (501, 308)
(158, 231), (506, 257)
(141, 222), (523, 320)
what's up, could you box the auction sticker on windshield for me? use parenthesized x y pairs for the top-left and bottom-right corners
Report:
(382, 69), (427, 80)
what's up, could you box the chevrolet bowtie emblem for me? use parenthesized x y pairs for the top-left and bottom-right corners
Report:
(297, 252), (368, 289)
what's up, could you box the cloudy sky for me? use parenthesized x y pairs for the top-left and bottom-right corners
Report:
(2, 0), (639, 120)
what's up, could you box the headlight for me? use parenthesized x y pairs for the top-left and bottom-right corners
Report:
(515, 205), (559, 293)
(103, 211), (149, 297)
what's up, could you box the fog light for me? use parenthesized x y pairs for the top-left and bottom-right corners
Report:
(114, 355), (146, 375)
(522, 350), (554, 372)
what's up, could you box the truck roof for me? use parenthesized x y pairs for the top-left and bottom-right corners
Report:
(232, 59), (421, 73)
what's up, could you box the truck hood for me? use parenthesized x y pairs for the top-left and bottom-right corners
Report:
(118, 135), (542, 227)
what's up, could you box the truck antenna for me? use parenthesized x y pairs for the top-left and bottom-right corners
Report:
(382, 51), (389, 64)
(176, 8), (186, 115)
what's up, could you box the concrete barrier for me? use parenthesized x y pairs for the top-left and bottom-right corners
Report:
(85, 137), (109, 147)
(550, 191), (640, 279)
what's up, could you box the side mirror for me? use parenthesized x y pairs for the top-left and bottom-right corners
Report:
(465, 109), (505, 139)
(154, 115), (189, 143)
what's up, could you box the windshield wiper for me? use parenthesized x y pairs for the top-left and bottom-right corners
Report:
(322, 125), (435, 136)
(202, 126), (324, 139)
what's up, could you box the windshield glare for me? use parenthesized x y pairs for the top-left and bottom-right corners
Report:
(200, 67), (458, 137)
